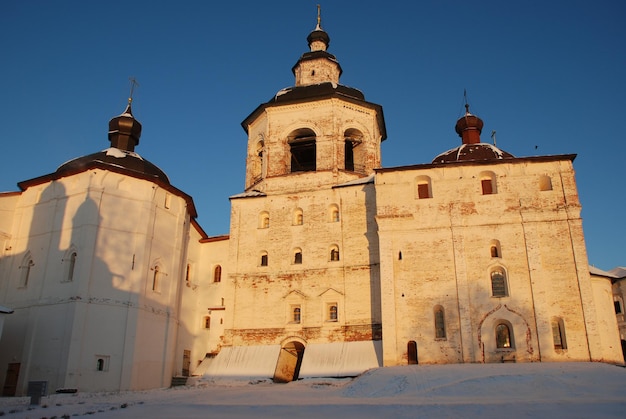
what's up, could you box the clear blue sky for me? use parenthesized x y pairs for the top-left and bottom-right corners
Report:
(1, 1), (624, 270)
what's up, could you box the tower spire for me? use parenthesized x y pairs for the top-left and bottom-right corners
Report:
(316, 4), (322, 30)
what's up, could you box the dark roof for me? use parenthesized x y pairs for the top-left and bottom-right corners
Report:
(432, 143), (515, 164)
(55, 148), (170, 184)
(376, 154), (577, 174)
(273, 82), (364, 103)
(241, 82), (386, 141)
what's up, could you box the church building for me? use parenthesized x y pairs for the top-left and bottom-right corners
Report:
(0, 11), (622, 395)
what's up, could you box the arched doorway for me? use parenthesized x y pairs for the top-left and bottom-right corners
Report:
(407, 341), (418, 365)
(273, 341), (305, 383)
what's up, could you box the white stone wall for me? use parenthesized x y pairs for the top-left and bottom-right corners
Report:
(226, 181), (381, 348)
(376, 157), (623, 365)
(0, 170), (191, 394)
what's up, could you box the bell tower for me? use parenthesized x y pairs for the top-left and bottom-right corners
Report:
(241, 8), (386, 193)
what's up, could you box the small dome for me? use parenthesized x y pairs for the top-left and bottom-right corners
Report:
(432, 143), (514, 164)
(108, 102), (142, 152)
(432, 102), (514, 163)
(307, 28), (330, 49)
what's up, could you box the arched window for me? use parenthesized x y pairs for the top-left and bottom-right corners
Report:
(490, 239), (502, 258)
(330, 245), (340, 262)
(288, 128), (316, 172)
(293, 248), (303, 264)
(491, 267), (508, 297)
(328, 304), (338, 321)
(19, 253), (34, 288)
(293, 306), (301, 323)
(344, 128), (364, 173)
(496, 323), (513, 348)
(552, 317), (567, 350)
(480, 171), (497, 195)
(260, 252), (268, 267)
(329, 204), (340, 222)
(259, 212), (270, 229)
(434, 306), (446, 339)
(293, 208), (303, 226)
(539, 175), (553, 191)
(213, 265), (222, 282)
(415, 175), (433, 199)
(96, 358), (104, 371)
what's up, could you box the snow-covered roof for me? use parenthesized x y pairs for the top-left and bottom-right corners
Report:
(230, 190), (267, 199)
(589, 266), (620, 279)
(0, 305), (14, 314)
(333, 174), (374, 189)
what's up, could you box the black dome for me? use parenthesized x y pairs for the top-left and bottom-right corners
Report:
(56, 148), (170, 183)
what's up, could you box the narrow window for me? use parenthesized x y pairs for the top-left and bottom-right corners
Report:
(67, 252), (77, 282)
(19, 255), (34, 288)
(185, 263), (191, 283)
(398, 251), (402, 260)
(434, 306), (446, 339)
(96, 358), (104, 371)
(260, 252), (268, 267)
(294, 250), (303, 265)
(615, 300), (623, 314)
(293, 306), (301, 323)
(344, 140), (355, 171)
(491, 268), (508, 297)
(328, 304), (338, 321)
(496, 323), (512, 348)
(330, 246), (340, 261)
(329, 205), (340, 222)
(152, 266), (160, 291)
(221, 297), (224, 306)
(213, 265), (222, 283)
(552, 318), (567, 350)
(204, 316), (211, 329)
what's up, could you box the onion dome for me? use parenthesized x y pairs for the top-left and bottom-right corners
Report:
(108, 101), (142, 152)
(432, 104), (514, 164)
(307, 6), (330, 52)
(56, 100), (169, 183)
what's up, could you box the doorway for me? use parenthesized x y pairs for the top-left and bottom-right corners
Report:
(273, 341), (305, 383)
(2, 363), (20, 396)
(407, 341), (418, 365)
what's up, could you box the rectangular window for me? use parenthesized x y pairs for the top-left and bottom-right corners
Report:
(417, 183), (430, 199)
(481, 179), (493, 195)
(260, 254), (268, 266)
(615, 301), (622, 314)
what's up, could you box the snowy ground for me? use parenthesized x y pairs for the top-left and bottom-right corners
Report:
(1, 362), (625, 418)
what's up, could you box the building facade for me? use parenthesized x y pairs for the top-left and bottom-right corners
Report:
(0, 14), (622, 395)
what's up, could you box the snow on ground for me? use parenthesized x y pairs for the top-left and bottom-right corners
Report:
(1, 362), (625, 418)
